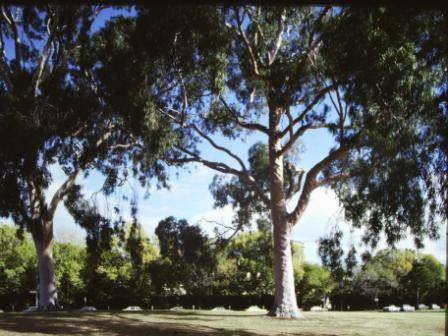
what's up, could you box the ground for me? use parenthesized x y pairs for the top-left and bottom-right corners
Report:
(0, 310), (444, 336)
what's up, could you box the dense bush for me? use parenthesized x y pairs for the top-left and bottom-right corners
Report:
(0, 222), (444, 311)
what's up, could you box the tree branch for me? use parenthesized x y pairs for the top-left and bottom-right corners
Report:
(47, 130), (114, 218)
(32, 20), (54, 97)
(268, 9), (286, 65)
(301, 6), (331, 69)
(315, 171), (351, 188)
(278, 122), (327, 157)
(244, 7), (265, 41)
(2, 7), (23, 68)
(191, 124), (247, 171)
(175, 145), (270, 206)
(285, 162), (305, 200)
(159, 105), (249, 171)
(288, 145), (350, 226)
(232, 7), (268, 79)
(219, 96), (270, 134)
(0, 31), (12, 90)
(280, 84), (336, 138)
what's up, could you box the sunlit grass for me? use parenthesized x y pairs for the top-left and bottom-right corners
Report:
(0, 309), (444, 336)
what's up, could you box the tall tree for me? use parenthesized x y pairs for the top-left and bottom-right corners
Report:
(91, 6), (445, 317)
(0, 5), (107, 309)
(0, 6), (171, 309)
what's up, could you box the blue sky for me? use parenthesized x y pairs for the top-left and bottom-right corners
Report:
(3, 7), (446, 264)
(47, 125), (446, 264)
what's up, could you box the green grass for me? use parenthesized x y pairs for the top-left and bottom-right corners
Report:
(0, 310), (444, 336)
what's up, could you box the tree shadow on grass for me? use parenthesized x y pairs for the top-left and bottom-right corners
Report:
(146, 310), (268, 318)
(0, 312), (339, 336)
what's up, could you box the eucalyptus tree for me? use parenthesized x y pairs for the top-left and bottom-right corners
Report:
(0, 5), (101, 309)
(127, 6), (445, 318)
(83, 5), (446, 317)
(127, 7), (339, 317)
(0, 6), (171, 309)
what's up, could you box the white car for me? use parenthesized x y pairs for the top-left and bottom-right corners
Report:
(383, 305), (400, 312)
(418, 304), (429, 310)
(431, 304), (441, 310)
(310, 306), (328, 312)
(22, 306), (37, 313)
(402, 304), (415, 312)
(79, 306), (97, 312)
(122, 306), (143, 311)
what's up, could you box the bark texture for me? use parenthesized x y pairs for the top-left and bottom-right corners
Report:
(33, 222), (59, 310)
(268, 106), (304, 319)
(270, 220), (303, 318)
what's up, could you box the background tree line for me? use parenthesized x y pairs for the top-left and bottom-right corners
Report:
(1, 222), (444, 311)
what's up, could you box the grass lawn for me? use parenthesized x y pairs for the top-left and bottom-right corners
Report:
(0, 309), (444, 336)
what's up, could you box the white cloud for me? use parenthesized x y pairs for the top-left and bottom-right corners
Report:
(290, 187), (342, 242)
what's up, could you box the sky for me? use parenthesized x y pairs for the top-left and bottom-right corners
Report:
(46, 125), (447, 265)
(3, 6), (446, 265)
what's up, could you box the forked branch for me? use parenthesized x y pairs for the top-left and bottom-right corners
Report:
(288, 145), (350, 225)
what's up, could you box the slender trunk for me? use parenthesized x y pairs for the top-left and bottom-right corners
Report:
(268, 106), (303, 319)
(33, 221), (59, 310)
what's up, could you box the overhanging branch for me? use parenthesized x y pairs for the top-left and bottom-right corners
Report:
(175, 145), (270, 207)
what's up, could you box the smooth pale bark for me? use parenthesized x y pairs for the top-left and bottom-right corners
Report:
(33, 222), (58, 310)
(270, 220), (303, 318)
(268, 107), (304, 319)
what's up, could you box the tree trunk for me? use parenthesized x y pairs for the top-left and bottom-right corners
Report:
(270, 219), (303, 318)
(33, 225), (59, 310)
(268, 106), (303, 318)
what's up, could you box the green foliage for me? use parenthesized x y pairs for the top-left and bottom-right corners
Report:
(214, 219), (304, 296)
(216, 229), (274, 296)
(318, 230), (358, 308)
(82, 222), (158, 307)
(297, 263), (334, 308)
(322, 8), (447, 247)
(0, 223), (444, 310)
(150, 217), (216, 296)
(0, 224), (37, 307)
(353, 248), (416, 301)
(53, 243), (85, 306)
(400, 254), (445, 304)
